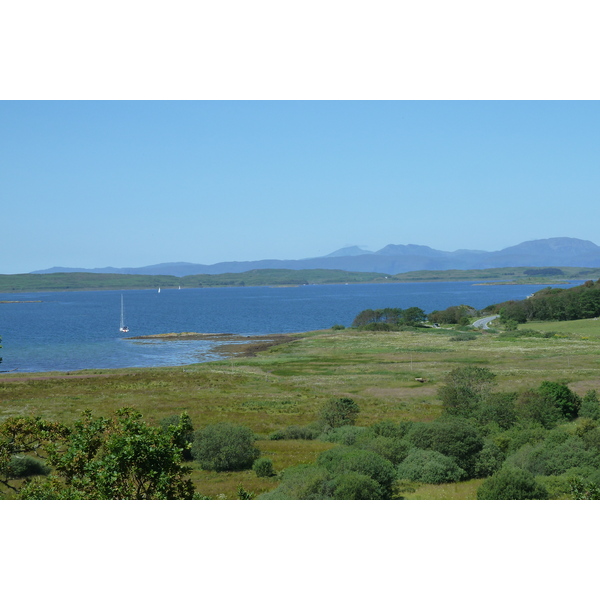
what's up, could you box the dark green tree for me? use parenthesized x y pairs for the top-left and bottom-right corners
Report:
(320, 397), (360, 429)
(538, 381), (581, 420)
(438, 366), (496, 418)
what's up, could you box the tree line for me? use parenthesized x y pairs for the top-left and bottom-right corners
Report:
(496, 279), (600, 323)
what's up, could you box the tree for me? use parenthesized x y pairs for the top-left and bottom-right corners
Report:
(538, 381), (581, 420)
(13, 408), (196, 499)
(438, 366), (496, 418)
(192, 422), (260, 472)
(320, 397), (360, 429)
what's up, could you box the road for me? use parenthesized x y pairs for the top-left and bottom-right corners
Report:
(472, 315), (499, 330)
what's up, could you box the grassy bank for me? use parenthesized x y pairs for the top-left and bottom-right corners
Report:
(2, 325), (600, 498)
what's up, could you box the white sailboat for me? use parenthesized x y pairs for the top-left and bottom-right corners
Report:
(119, 295), (129, 333)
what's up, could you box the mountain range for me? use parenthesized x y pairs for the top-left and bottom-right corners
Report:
(31, 237), (600, 277)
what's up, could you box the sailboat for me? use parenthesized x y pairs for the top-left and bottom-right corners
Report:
(119, 295), (129, 333)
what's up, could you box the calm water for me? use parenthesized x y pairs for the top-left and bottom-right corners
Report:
(0, 281), (583, 373)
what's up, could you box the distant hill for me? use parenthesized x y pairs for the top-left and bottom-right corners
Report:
(30, 237), (600, 277)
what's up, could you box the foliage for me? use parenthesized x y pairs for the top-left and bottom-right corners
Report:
(428, 305), (475, 325)
(538, 381), (581, 420)
(370, 419), (413, 439)
(3, 455), (50, 479)
(0, 415), (70, 495)
(355, 435), (412, 466)
(236, 484), (255, 499)
(406, 417), (484, 477)
(515, 390), (564, 428)
(579, 390), (600, 420)
(397, 448), (467, 484)
(17, 408), (196, 499)
(160, 413), (194, 460)
(351, 307), (426, 329)
(438, 366), (496, 418)
(320, 397), (360, 429)
(569, 476), (600, 499)
(495, 279), (600, 323)
(257, 464), (333, 500)
(253, 457), (275, 478)
(319, 425), (370, 445)
(269, 423), (321, 440)
(477, 467), (549, 500)
(316, 446), (397, 498)
(476, 393), (518, 430)
(332, 472), (385, 500)
(473, 440), (505, 478)
(192, 422), (260, 472)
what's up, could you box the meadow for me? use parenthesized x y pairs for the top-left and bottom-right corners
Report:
(3, 319), (600, 498)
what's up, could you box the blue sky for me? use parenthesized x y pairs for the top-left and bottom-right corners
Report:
(2, 100), (599, 274)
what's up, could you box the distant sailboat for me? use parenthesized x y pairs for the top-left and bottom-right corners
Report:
(158, 287), (161, 293)
(119, 295), (129, 333)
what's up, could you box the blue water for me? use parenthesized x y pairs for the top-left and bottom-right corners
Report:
(0, 281), (583, 373)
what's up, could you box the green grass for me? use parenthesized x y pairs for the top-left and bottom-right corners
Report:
(3, 325), (600, 498)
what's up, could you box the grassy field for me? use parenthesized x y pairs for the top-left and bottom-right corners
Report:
(2, 325), (600, 498)
(519, 317), (600, 338)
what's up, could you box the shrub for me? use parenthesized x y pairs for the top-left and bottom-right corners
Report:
(257, 464), (332, 500)
(438, 366), (496, 418)
(332, 472), (385, 500)
(406, 418), (484, 478)
(397, 449), (467, 484)
(192, 422), (260, 472)
(538, 381), (581, 420)
(253, 457), (275, 478)
(355, 436), (412, 466)
(515, 390), (564, 428)
(473, 441), (505, 478)
(580, 390), (600, 420)
(370, 419), (413, 439)
(160, 413), (194, 460)
(477, 393), (518, 430)
(331, 324), (346, 330)
(269, 423), (321, 440)
(316, 446), (397, 498)
(320, 398), (360, 429)
(4, 455), (50, 479)
(477, 467), (549, 500)
(319, 425), (371, 445)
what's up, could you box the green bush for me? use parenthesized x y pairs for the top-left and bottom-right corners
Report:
(269, 423), (321, 440)
(515, 390), (564, 428)
(160, 413), (194, 461)
(355, 435), (412, 466)
(319, 425), (371, 445)
(192, 422), (260, 472)
(406, 417), (484, 478)
(397, 449), (467, 484)
(257, 464), (333, 500)
(253, 457), (275, 478)
(476, 393), (518, 430)
(332, 472), (385, 500)
(370, 419), (413, 439)
(438, 366), (496, 418)
(4, 455), (50, 479)
(477, 467), (549, 500)
(580, 390), (600, 420)
(473, 441), (505, 478)
(316, 446), (397, 499)
(538, 381), (581, 420)
(320, 398), (360, 429)
(331, 324), (346, 330)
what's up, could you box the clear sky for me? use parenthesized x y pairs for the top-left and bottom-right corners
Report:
(2, 100), (599, 273)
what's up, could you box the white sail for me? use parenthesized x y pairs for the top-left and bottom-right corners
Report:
(119, 295), (129, 332)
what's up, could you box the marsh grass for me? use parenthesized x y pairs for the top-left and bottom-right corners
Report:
(2, 326), (600, 498)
